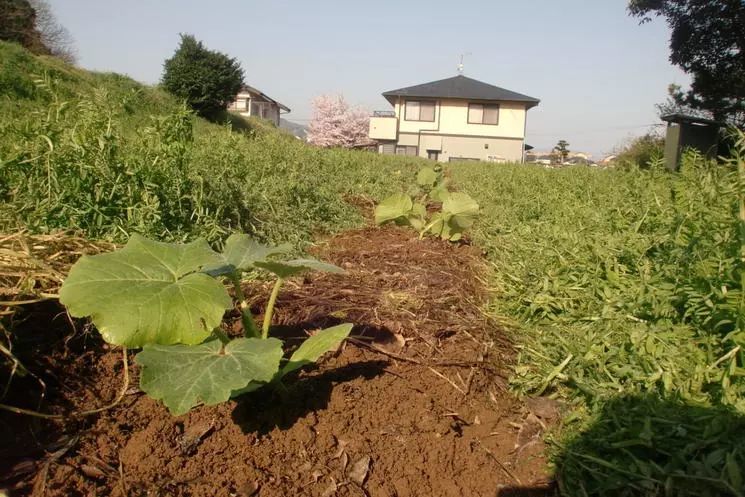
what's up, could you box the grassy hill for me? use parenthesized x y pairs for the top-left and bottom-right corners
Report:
(0, 41), (421, 246)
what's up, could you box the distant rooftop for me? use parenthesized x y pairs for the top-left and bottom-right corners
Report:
(382, 75), (540, 108)
(661, 113), (721, 127)
(239, 84), (290, 112)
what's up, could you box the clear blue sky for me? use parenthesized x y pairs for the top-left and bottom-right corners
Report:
(48, 0), (688, 157)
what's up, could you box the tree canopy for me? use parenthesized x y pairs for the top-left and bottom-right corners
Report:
(306, 95), (371, 148)
(628, 0), (745, 127)
(0, 0), (48, 55)
(161, 34), (244, 119)
(28, 0), (76, 63)
(554, 139), (570, 162)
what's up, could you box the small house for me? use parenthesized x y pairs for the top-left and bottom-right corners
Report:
(369, 75), (539, 163)
(228, 85), (290, 126)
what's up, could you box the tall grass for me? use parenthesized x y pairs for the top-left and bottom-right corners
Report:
(0, 41), (422, 247)
(453, 137), (745, 495)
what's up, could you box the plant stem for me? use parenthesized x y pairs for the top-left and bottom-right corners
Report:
(230, 273), (260, 338)
(213, 327), (231, 345)
(262, 277), (284, 339)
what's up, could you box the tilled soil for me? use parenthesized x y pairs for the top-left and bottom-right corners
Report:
(1, 226), (557, 497)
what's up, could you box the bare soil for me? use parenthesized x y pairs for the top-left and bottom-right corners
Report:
(0, 226), (557, 497)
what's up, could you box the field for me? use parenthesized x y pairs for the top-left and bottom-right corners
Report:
(2, 41), (745, 496)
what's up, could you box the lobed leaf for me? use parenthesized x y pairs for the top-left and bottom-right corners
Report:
(254, 258), (345, 278)
(231, 323), (353, 397)
(59, 235), (231, 347)
(374, 193), (413, 225)
(136, 337), (284, 415)
(442, 192), (479, 229)
(430, 184), (450, 203)
(282, 323), (353, 375)
(416, 167), (438, 188)
(203, 234), (291, 276)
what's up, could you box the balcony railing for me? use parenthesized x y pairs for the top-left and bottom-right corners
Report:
(372, 110), (396, 117)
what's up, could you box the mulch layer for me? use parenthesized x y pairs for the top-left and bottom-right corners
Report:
(0, 226), (558, 497)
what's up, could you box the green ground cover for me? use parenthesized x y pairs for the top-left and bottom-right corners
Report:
(454, 151), (745, 496)
(0, 41), (420, 247)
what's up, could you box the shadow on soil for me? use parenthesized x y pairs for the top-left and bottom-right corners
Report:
(496, 485), (558, 497)
(551, 393), (745, 497)
(231, 359), (388, 436)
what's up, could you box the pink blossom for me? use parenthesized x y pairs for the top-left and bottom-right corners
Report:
(306, 94), (372, 148)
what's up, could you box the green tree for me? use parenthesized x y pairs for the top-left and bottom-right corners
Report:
(0, 0), (48, 55)
(628, 0), (745, 127)
(161, 34), (244, 119)
(28, 0), (76, 63)
(554, 139), (570, 162)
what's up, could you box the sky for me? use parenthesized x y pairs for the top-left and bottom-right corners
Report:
(47, 0), (689, 157)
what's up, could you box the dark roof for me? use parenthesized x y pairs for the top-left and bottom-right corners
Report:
(661, 113), (721, 127)
(382, 75), (540, 108)
(240, 84), (291, 112)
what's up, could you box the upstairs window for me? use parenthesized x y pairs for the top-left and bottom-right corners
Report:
(468, 103), (499, 125)
(405, 101), (436, 122)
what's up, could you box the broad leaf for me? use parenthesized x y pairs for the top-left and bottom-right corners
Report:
(203, 234), (291, 276)
(408, 202), (427, 231)
(425, 212), (447, 239)
(136, 337), (284, 415)
(416, 167), (438, 188)
(231, 323), (353, 397)
(442, 192), (479, 229)
(282, 323), (353, 375)
(254, 258), (345, 278)
(59, 235), (231, 347)
(430, 184), (450, 203)
(374, 193), (413, 225)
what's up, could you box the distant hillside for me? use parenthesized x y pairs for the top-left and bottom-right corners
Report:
(0, 41), (418, 245)
(280, 117), (307, 139)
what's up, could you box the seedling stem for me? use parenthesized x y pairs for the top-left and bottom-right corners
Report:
(262, 277), (284, 339)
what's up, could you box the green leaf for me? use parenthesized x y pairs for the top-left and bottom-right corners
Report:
(416, 167), (438, 188)
(442, 192), (479, 229)
(136, 337), (284, 415)
(374, 193), (413, 225)
(425, 211), (447, 238)
(203, 234), (291, 276)
(59, 235), (231, 347)
(430, 184), (450, 203)
(254, 258), (345, 278)
(282, 323), (353, 375)
(726, 452), (743, 490)
(408, 202), (427, 230)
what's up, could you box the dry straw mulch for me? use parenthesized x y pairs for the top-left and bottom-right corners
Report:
(0, 231), (116, 318)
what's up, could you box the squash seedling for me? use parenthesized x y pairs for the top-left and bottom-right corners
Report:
(375, 166), (479, 241)
(59, 234), (352, 415)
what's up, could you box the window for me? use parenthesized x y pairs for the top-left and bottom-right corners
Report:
(468, 103), (499, 125)
(395, 145), (418, 156)
(405, 101), (435, 122)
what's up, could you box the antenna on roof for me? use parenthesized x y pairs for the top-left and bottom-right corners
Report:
(457, 52), (471, 75)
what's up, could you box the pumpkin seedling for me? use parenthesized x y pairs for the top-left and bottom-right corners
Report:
(375, 166), (479, 241)
(59, 234), (352, 415)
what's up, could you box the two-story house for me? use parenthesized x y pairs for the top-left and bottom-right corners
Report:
(228, 84), (290, 126)
(369, 75), (539, 163)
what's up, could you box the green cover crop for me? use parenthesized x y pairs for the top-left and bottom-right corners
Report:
(59, 234), (352, 415)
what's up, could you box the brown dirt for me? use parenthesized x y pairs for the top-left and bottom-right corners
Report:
(0, 226), (557, 497)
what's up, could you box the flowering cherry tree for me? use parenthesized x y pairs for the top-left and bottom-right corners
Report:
(306, 94), (372, 148)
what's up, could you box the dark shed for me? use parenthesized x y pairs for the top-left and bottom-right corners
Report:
(661, 113), (722, 171)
